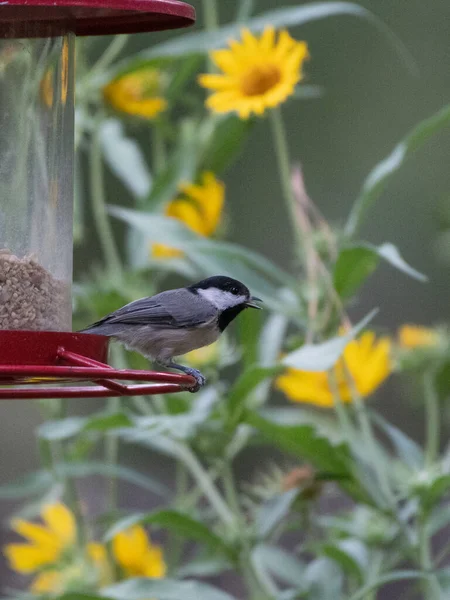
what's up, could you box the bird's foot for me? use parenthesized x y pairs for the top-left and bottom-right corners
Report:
(166, 362), (206, 393)
(183, 367), (206, 393)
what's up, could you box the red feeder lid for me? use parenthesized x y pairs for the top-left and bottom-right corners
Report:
(0, 0), (195, 37)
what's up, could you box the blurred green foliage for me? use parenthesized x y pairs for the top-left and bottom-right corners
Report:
(2, 2), (450, 599)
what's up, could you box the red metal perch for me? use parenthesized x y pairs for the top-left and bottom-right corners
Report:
(0, 331), (195, 399)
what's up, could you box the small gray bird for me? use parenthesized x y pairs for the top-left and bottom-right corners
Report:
(80, 275), (262, 391)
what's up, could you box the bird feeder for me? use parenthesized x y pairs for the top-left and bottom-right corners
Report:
(0, 0), (196, 399)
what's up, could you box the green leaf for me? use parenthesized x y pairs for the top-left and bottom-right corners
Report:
(0, 470), (51, 499)
(333, 247), (379, 299)
(38, 412), (134, 440)
(38, 417), (86, 441)
(373, 242), (427, 281)
(0, 461), (169, 500)
(259, 407), (343, 444)
(99, 119), (151, 201)
(334, 243), (426, 300)
(372, 413), (424, 469)
(227, 365), (282, 426)
(321, 539), (368, 580)
(346, 102), (450, 235)
(201, 114), (254, 174)
(436, 360), (450, 398)
(138, 3), (414, 74)
(252, 544), (305, 587)
(109, 208), (301, 315)
(84, 412), (134, 431)
(259, 311), (289, 366)
(347, 570), (430, 600)
(422, 475), (450, 514)
(282, 309), (378, 371)
(58, 595), (104, 600)
(120, 407), (214, 442)
(238, 307), (263, 369)
(246, 412), (350, 474)
(304, 558), (343, 600)
(245, 412), (366, 502)
(123, 433), (180, 458)
(105, 510), (234, 558)
(428, 503), (450, 536)
(166, 55), (203, 103)
(256, 489), (299, 537)
(176, 556), (232, 578)
(143, 119), (201, 211)
(102, 578), (238, 600)
(57, 462), (169, 497)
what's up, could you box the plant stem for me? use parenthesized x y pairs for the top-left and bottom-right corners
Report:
(88, 35), (129, 80)
(423, 371), (439, 467)
(167, 461), (189, 571)
(39, 400), (88, 548)
(202, 0), (219, 32)
(202, 0), (219, 73)
(344, 365), (393, 506)
(236, 0), (254, 22)
(105, 398), (120, 512)
(175, 442), (235, 528)
(328, 368), (356, 444)
(152, 123), (167, 174)
(89, 120), (123, 277)
(105, 345), (127, 513)
(366, 551), (383, 600)
(419, 512), (441, 600)
(269, 108), (304, 256)
(222, 464), (276, 600)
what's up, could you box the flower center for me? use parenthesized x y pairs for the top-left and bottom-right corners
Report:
(240, 65), (281, 96)
(124, 71), (161, 101)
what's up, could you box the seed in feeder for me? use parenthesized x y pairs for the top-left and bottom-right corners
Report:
(0, 249), (70, 331)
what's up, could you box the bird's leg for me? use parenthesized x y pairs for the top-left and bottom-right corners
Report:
(160, 360), (206, 393)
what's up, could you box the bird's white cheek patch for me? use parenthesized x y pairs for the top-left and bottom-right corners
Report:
(197, 288), (247, 310)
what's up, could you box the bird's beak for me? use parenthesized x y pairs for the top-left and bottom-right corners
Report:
(245, 296), (263, 309)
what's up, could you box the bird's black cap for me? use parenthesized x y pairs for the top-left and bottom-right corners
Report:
(189, 276), (251, 297)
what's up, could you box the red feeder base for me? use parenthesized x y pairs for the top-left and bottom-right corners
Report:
(0, 331), (195, 399)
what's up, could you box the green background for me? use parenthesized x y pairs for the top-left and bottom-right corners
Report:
(1, 0), (449, 590)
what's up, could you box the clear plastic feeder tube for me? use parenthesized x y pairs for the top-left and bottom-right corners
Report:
(0, 26), (74, 331)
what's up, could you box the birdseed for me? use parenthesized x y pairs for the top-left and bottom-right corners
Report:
(0, 249), (70, 331)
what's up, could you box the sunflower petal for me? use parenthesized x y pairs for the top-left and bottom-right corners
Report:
(259, 26), (276, 53)
(12, 519), (60, 549)
(31, 571), (62, 593)
(42, 503), (76, 547)
(198, 73), (236, 91)
(4, 543), (59, 573)
(143, 546), (167, 578)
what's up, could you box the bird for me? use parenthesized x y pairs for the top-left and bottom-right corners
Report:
(80, 275), (262, 391)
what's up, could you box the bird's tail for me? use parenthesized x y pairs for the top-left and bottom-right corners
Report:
(78, 323), (118, 337)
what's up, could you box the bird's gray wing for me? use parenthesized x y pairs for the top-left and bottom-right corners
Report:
(85, 289), (216, 330)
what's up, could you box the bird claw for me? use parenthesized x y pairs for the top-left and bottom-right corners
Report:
(183, 367), (206, 393)
(162, 362), (206, 393)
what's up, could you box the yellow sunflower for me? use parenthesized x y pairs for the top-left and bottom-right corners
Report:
(3, 502), (79, 592)
(153, 171), (225, 258)
(112, 525), (166, 578)
(276, 331), (392, 408)
(398, 324), (439, 349)
(198, 27), (309, 119)
(103, 67), (167, 119)
(3, 503), (113, 594)
(4, 502), (76, 574)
